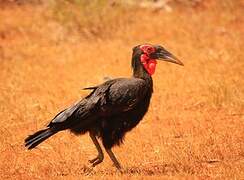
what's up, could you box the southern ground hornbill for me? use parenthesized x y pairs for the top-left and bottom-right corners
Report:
(25, 44), (183, 170)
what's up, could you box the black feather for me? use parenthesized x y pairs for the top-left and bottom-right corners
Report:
(25, 128), (56, 149)
(82, 86), (97, 90)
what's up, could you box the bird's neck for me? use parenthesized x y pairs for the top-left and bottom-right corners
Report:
(131, 55), (154, 94)
(132, 55), (153, 80)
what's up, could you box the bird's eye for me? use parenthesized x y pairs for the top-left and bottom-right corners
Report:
(146, 47), (154, 54)
(140, 45), (155, 55)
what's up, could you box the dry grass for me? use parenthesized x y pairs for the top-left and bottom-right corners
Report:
(0, 0), (243, 179)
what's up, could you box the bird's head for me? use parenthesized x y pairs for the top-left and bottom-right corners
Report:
(132, 44), (183, 76)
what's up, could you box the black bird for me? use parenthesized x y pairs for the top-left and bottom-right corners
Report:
(25, 44), (183, 170)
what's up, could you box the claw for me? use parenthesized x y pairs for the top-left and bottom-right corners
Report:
(88, 155), (104, 166)
(91, 158), (103, 167)
(89, 157), (99, 163)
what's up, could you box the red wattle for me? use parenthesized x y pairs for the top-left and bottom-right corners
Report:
(140, 54), (157, 75)
(140, 54), (149, 64)
(148, 60), (157, 75)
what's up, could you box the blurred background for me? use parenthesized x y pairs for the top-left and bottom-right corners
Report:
(0, 0), (243, 179)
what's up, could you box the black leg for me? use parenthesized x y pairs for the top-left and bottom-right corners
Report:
(105, 148), (122, 171)
(89, 131), (104, 167)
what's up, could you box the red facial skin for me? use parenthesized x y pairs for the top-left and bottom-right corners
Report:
(139, 45), (157, 76)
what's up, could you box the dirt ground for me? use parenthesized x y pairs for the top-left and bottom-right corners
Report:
(0, 0), (243, 179)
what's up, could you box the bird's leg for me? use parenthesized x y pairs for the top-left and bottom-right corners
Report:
(89, 132), (104, 167)
(105, 148), (122, 171)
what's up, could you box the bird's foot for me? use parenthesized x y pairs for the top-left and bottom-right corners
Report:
(88, 154), (104, 167)
(113, 162), (123, 173)
(89, 157), (99, 164)
(82, 165), (94, 176)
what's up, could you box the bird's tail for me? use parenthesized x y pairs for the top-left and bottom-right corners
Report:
(25, 128), (57, 150)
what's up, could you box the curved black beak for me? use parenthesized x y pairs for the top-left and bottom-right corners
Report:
(153, 46), (184, 66)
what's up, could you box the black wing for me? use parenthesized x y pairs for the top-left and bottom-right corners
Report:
(47, 78), (148, 128)
(97, 78), (149, 115)
(47, 80), (112, 128)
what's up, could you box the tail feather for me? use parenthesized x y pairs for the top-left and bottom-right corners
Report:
(25, 128), (56, 150)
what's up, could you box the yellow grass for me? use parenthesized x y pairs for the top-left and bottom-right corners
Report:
(0, 0), (243, 179)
